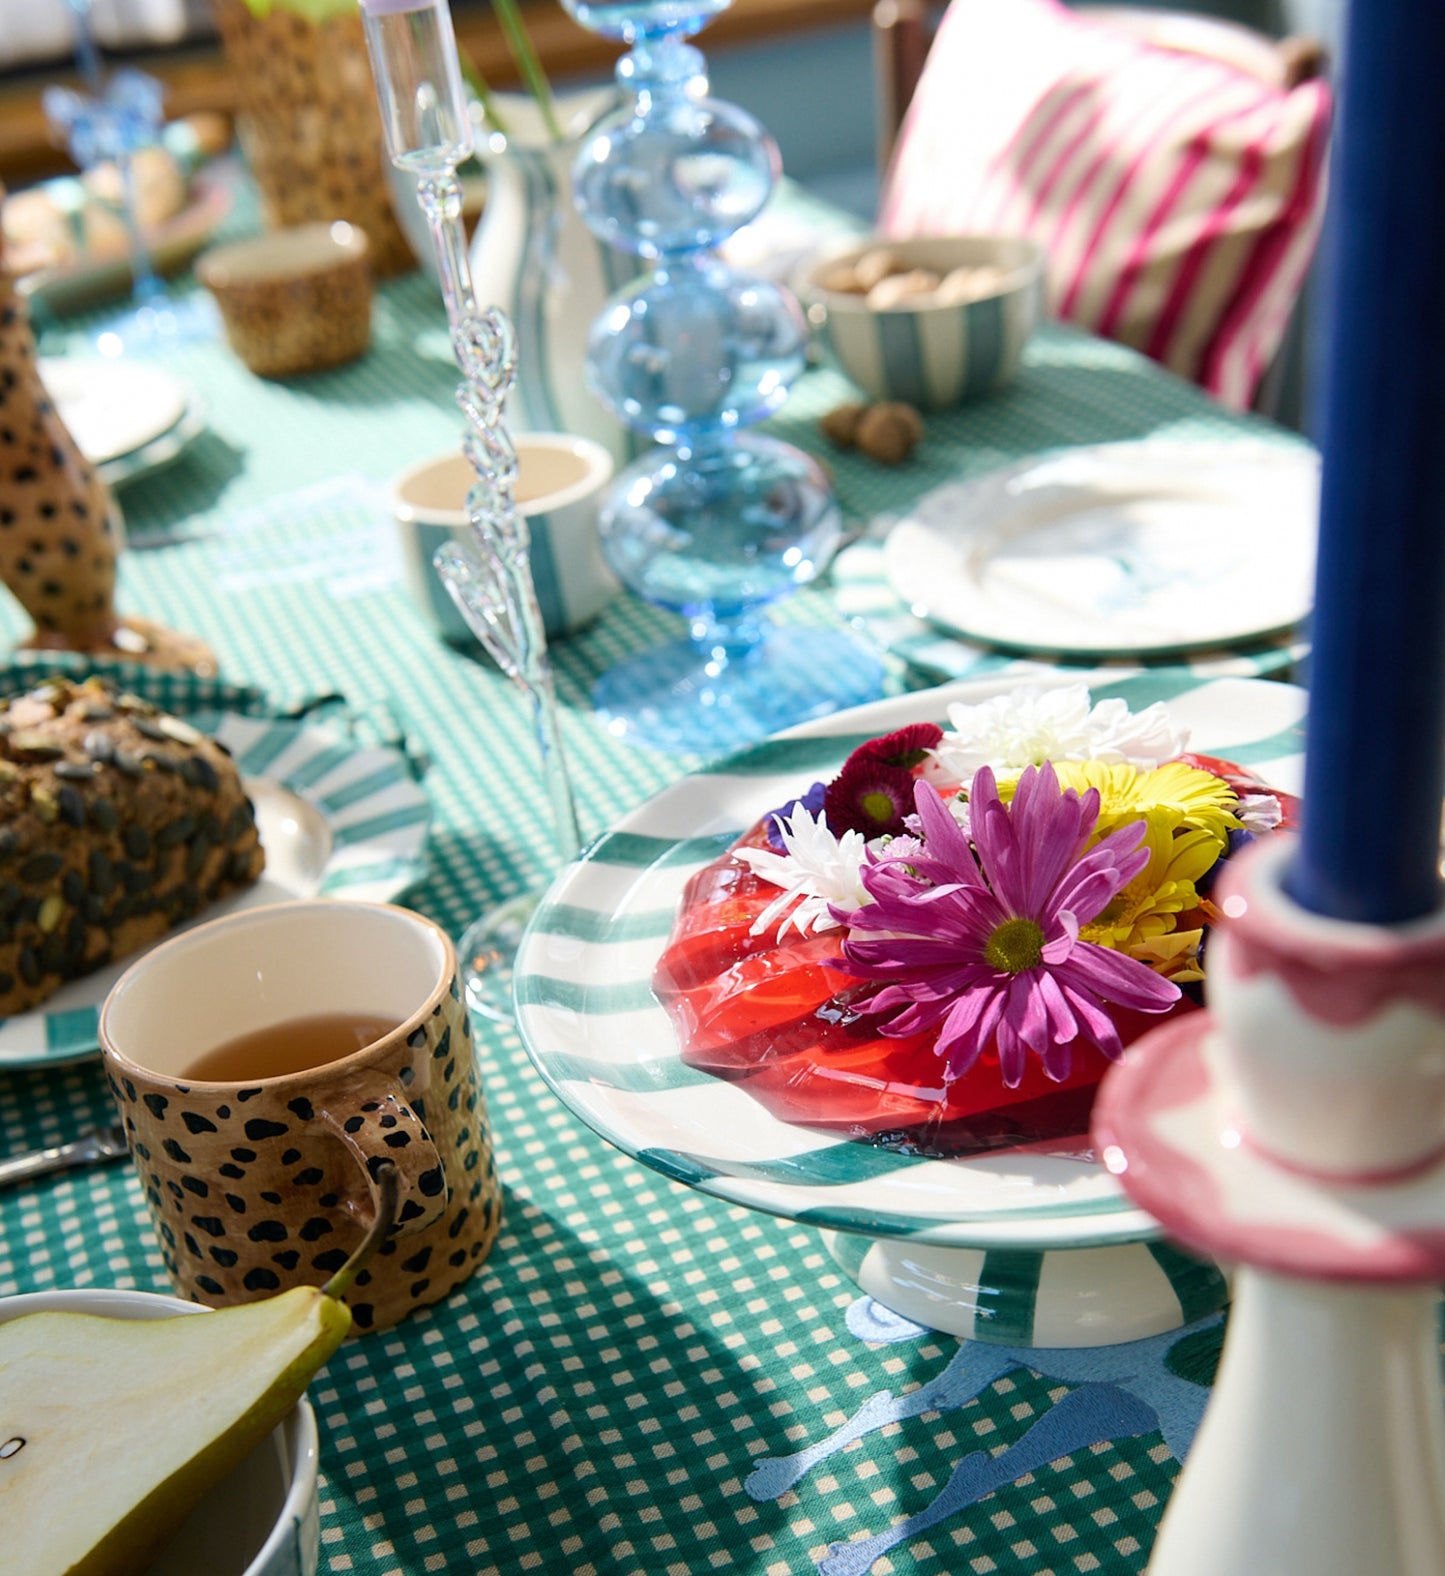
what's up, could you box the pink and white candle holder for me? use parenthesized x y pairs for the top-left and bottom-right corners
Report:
(1093, 834), (1445, 1576)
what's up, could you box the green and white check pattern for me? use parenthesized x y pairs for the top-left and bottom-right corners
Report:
(0, 168), (1310, 1573)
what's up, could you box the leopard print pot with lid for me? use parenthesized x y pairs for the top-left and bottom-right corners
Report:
(99, 900), (501, 1332)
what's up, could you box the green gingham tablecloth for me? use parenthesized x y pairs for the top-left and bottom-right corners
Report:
(0, 165), (1313, 1575)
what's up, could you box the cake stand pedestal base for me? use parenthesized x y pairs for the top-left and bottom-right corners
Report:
(821, 1229), (1227, 1348)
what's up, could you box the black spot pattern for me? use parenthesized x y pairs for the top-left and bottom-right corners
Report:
(117, 989), (501, 1326)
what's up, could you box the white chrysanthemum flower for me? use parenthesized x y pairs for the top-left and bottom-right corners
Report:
(1236, 792), (1283, 834)
(927, 684), (1189, 789)
(736, 807), (869, 938)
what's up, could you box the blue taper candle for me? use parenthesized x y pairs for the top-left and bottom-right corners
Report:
(1287, 0), (1445, 924)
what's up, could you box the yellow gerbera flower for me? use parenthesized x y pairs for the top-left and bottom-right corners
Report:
(1127, 927), (1207, 985)
(1080, 816), (1219, 962)
(1051, 760), (1241, 848)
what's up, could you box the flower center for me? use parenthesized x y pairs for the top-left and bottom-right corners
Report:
(859, 789), (899, 825)
(983, 916), (1045, 973)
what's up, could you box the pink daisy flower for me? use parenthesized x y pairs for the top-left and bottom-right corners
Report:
(836, 764), (1181, 1086)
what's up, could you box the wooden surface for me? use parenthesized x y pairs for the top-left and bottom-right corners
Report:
(0, 0), (878, 186)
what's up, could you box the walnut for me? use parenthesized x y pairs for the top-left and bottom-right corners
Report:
(866, 269), (942, 309)
(820, 402), (869, 448)
(936, 263), (1009, 305)
(854, 402), (924, 465)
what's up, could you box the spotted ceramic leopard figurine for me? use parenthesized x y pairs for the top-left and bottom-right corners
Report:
(0, 224), (215, 671)
(211, 0), (416, 278)
(0, 269), (118, 650)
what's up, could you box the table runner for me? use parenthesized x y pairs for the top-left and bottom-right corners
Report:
(0, 165), (1312, 1574)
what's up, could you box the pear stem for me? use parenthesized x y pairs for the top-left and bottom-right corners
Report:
(322, 1161), (401, 1302)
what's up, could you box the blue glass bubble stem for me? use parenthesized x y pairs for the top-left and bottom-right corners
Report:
(561, 0), (883, 751)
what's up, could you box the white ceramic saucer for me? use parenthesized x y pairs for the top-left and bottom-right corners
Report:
(884, 440), (1320, 656)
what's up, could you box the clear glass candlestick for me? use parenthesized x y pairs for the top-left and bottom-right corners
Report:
(361, 0), (584, 1021)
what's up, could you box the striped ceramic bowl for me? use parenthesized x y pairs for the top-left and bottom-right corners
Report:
(797, 233), (1045, 409)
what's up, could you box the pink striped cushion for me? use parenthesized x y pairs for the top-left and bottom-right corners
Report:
(879, 0), (1333, 408)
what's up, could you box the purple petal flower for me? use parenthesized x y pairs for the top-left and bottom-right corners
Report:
(839, 764), (1181, 1087)
(765, 780), (827, 851)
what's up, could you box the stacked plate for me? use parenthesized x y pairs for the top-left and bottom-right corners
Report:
(38, 357), (205, 490)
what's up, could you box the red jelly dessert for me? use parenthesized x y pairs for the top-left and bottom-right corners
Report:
(653, 749), (1297, 1160)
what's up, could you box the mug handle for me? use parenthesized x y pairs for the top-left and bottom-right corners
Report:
(314, 1070), (449, 1235)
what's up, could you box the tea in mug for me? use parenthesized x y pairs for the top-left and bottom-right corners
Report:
(181, 1012), (399, 1082)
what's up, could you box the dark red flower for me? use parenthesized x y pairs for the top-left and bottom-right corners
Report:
(823, 758), (916, 840)
(849, 722), (944, 772)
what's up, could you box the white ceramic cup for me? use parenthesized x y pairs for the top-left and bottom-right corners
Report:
(391, 432), (618, 644)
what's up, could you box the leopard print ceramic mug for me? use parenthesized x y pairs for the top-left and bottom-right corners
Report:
(99, 900), (501, 1332)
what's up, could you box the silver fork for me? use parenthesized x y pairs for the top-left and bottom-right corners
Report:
(0, 1123), (129, 1189)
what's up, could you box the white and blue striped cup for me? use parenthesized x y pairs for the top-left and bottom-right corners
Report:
(391, 433), (618, 644)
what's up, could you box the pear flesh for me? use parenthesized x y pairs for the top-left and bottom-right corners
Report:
(0, 1286), (349, 1576)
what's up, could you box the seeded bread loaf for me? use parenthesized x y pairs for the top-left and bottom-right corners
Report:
(0, 677), (265, 1015)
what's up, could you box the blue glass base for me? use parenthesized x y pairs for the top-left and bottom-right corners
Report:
(593, 624), (885, 754)
(88, 291), (219, 360)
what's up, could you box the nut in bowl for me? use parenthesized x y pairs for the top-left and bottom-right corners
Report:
(197, 221), (372, 379)
(797, 234), (1045, 409)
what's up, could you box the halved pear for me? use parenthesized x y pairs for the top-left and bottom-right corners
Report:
(0, 1165), (399, 1576)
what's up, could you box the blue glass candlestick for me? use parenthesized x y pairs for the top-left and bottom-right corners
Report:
(44, 5), (215, 357)
(563, 0), (883, 753)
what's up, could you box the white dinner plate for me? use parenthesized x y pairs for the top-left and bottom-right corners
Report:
(39, 357), (191, 466)
(514, 670), (1307, 1253)
(883, 440), (1320, 657)
(0, 713), (432, 1069)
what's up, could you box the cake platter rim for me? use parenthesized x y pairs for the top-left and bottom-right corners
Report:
(513, 669), (1307, 1251)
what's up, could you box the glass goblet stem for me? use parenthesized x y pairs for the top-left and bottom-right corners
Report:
(438, 525), (582, 1023)
(116, 145), (166, 311)
(363, 0), (584, 1017)
(416, 169), (476, 334)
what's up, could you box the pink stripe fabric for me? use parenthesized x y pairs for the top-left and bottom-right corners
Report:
(974, 78), (1100, 234)
(1199, 80), (1333, 402)
(878, 0), (1334, 410)
(1136, 104), (1274, 360)
(1058, 70), (1254, 324)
